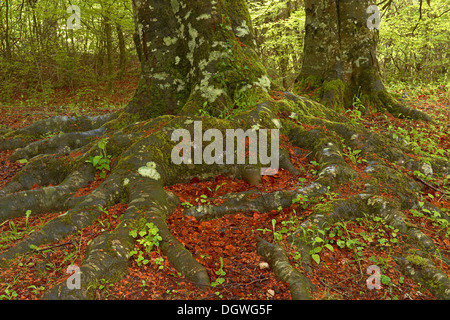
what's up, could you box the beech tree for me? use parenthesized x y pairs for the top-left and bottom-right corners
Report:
(295, 0), (431, 120)
(125, 0), (271, 118)
(0, 0), (449, 300)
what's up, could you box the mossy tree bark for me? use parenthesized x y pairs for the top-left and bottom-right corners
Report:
(126, 0), (271, 119)
(294, 0), (431, 120)
(0, 0), (448, 300)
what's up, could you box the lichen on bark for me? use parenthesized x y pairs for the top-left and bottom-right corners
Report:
(294, 0), (431, 121)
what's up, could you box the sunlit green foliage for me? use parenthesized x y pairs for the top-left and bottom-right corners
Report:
(249, 0), (305, 89)
(0, 0), (447, 104)
(378, 0), (450, 86)
(249, 0), (449, 89)
(0, 0), (136, 103)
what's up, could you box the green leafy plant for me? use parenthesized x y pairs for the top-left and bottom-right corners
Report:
(0, 287), (18, 300)
(308, 227), (334, 265)
(27, 285), (45, 296)
(343, 146), (366, 165)
(129, 221), (163, 267)
(25, 209), (32, 228)
(196, 194), (209, 204)
(291, 193), (311, 210)
(257, 219), (284, 243)
(181, 201), (193, 209)
(86, 138), (112, 179)
(207, 182), (227, 193)
(345, 97), (365, 125)
(293, 224), (335, 265)
(211, 257), (226, 288)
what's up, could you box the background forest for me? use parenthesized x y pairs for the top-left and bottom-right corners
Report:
(0, 0), (448, 109)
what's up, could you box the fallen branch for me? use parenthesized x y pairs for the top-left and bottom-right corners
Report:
(414, 176), (450, 197)
(33, 241), (75, 252)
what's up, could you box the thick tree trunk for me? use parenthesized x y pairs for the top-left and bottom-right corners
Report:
(294, 0), (430, 120)
(125, 0), (271, 119)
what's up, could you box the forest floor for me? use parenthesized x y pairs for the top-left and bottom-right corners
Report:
(0, 77), (449, 300)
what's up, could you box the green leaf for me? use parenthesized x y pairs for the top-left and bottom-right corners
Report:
(314, 236), (324, 243)
(92, 155), (102, 167)
(139, 230), (147, 237)
(311, 254), (320, 264)
(381, 275), (391, 285)
(98, 138), (107, 151)
(128, 249), (137, 257)
(325, 244), (334, 252)
(313, 246), (322, 253)
(129, 230), (138, 238)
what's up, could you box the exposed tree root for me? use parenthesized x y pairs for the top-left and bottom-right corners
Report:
(395, 254), (450, 300)
(256, 237), (313, 300)
(0, 164), (95, 223)
(9, 128), (106, 162)
(0, 90), (448, 300)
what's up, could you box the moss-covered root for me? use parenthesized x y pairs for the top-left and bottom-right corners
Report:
(256, 237), (313, 300)
(184, 190), (292, 221)
(287, 126), (358, 187)
(0, 154), (73, 196)
(183, 182), (328, 221)
(376, 90), (432, 122)
(395, 254), (450, 300)
(182, 124), (357, 221)
(0, 172), (122, 263)
(127, 176), (211, 288)
(42, 226), (135, 300)
(41, 176), (187, 299)
(288, 194), (442, 264)
(9, 127), (106, 161)
(0, 164), (95, 223)
(6, 113), (117, 139)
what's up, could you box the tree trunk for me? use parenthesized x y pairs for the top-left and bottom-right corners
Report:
(116, 23), (127, 81)
(104, 15), (114, 93)
(4, 0), (12, 60)
(125, 0), (271, 119)
(294, 0), (430, 120)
